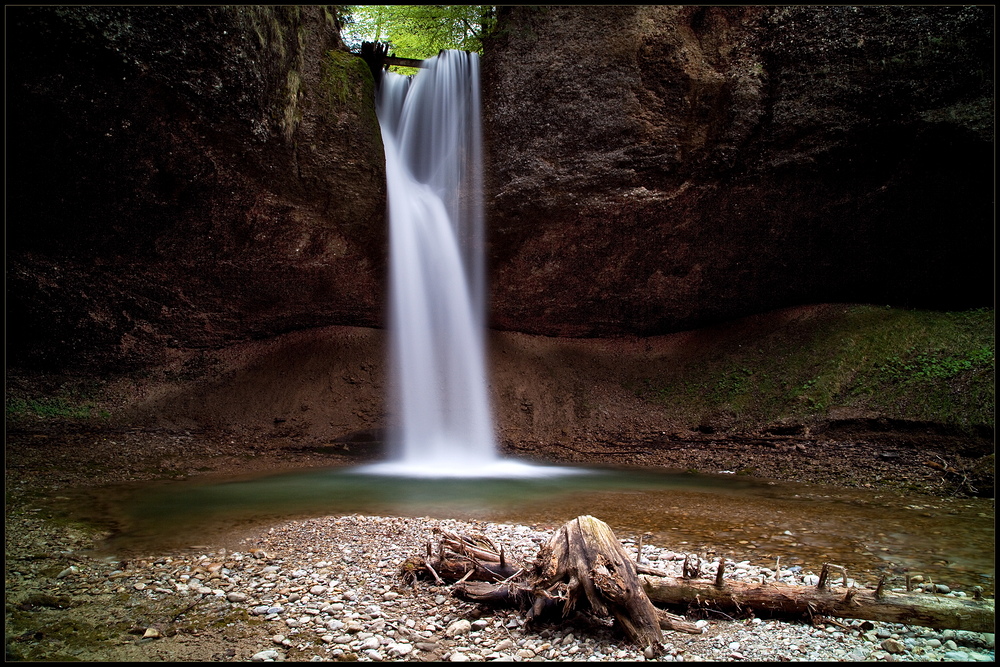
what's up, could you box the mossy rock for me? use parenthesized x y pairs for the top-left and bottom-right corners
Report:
(321, 50), (377, 113)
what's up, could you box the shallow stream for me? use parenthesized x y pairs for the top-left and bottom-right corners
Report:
(78, 461), (994, 595)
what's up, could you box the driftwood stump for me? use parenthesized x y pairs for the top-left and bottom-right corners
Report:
(528, 515), (665, 652)
(410, 517), (699, 652)
(402, 515), (995, 650)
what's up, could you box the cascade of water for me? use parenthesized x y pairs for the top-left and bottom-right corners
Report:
(371, 51), (495, 475)
(362, 51), (575, 479)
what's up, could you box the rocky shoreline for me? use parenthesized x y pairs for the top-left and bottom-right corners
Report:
(5, 427), (995, 662)
(5, 498), (996, 662)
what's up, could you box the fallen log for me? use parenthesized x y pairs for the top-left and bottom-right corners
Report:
(641, 573), (995, 633)
(453, 580), (534, 607)
(382, 55), (426, 68)
(357, 41), (426, 86)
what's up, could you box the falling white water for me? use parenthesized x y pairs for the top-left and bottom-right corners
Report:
(361, 51), (570, 479)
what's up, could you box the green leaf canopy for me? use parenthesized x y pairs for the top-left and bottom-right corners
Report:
(342, 5), (495, 68)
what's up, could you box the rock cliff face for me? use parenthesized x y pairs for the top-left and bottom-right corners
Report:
(7, 6), (994, 375)
(483, 6), (993, 336)
(8, 6), (386, 372)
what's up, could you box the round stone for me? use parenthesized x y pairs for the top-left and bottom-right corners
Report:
(446, 619), (471, 637)
(880, 638), (906, 654)
(390, 643), (413, 656)
(251, 650), (281, 662)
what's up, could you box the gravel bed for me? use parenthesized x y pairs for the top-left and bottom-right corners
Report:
(8, 509), (993, 662)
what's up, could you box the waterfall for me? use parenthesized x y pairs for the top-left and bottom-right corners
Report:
(367, 50), (494, 476)
(358, 51), (568, 478)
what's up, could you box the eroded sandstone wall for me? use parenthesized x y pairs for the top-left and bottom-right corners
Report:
(7, 6), (993, 377)
(483, 6), (993, 336)
(8, 6), (386, 372)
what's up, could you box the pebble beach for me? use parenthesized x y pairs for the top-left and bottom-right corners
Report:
(6, 506), (994, 662)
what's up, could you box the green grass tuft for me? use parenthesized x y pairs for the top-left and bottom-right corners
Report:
(6, 397), (99, 420)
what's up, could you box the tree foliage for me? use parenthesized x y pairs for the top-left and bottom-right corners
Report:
(340, 5), (496, 62)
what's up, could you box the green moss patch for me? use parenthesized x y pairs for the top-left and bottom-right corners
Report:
(321, 49), (377, 111)
(640, 305), (994, 434)
(6, 396), (98, 420)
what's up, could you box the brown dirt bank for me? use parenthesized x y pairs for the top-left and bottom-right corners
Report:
(5, 304), (993, 500)
(3, 421), (990, 509)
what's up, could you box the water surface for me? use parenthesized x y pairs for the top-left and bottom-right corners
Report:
(86, 461), (994, 594)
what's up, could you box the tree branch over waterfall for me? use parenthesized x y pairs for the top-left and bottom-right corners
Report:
(341, 5), (496, 67)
